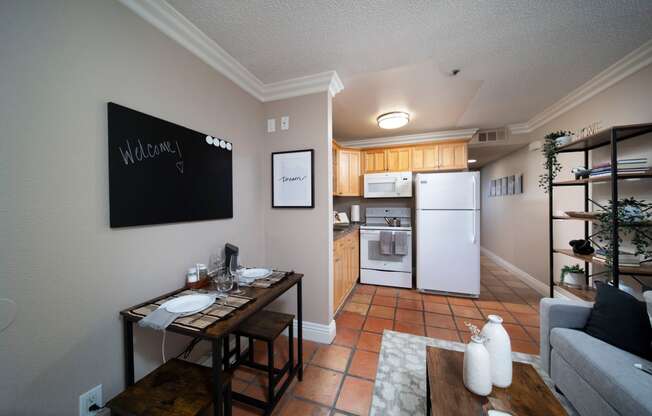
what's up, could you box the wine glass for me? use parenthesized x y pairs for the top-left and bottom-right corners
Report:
(229, 254), (244, 295)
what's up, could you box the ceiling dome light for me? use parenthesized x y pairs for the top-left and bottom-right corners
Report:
(377, 112), (409, 129)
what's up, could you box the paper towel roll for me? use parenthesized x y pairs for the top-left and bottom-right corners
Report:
(351, 205), (360, 222)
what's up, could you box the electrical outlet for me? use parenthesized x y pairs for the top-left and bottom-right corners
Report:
(79, 384), (102, 416)
(267, 118), (276, 133)
(280, 116), (289, 130)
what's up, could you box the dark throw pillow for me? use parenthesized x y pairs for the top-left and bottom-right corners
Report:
(584, 281), (652, 360)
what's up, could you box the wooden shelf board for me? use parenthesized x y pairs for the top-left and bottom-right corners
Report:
(555, 283), (597, 302)
(552, 214), (651, 226)
(554, 248), (652, 275)
(553, 171), (652, 186)
(555, 123), (652, 153)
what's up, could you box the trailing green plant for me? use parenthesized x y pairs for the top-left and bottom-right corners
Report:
(561, 264), (585, 275)
(538, 130), (571, 193)
(595, 197), (652, 271)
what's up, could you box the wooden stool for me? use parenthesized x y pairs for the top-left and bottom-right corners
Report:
(106, 359), (233, 416)
(231, 310), (295, 414)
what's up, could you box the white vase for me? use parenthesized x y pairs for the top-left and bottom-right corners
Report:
(481, 314), (513, 388)
(463, 334), (492, 396)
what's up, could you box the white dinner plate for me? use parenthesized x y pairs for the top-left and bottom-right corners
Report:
(241, 268), (273, 279)
(161, 294), (213, 315)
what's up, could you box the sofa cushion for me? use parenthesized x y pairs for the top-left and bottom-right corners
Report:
(551, 328), (652, 416)
(584, 281), (652, 359)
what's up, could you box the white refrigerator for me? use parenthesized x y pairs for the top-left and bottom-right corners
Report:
(416, 172), (480, 297)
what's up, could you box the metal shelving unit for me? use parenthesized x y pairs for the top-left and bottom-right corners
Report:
(548, 123), (652, 299)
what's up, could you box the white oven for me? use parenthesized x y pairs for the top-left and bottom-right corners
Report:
(364, 172), (412, 198)
(360, 228), (412, 272)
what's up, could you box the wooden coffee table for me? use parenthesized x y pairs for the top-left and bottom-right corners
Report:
(426, 346), (566, 415)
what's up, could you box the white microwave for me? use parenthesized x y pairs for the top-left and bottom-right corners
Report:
(364, 172), (413, 198)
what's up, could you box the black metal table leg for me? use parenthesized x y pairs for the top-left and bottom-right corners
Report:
(123, 319), (134, 387)
(212, 337), (224, 416)
(297, 279), (303, 381)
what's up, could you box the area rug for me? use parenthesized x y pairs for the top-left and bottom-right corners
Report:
(370, 330), (577, 416)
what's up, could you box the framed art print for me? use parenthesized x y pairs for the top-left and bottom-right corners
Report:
(271, 149), (314, 208)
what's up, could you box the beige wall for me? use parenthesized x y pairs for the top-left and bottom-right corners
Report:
(0, 1), (270, 414)
(263, 93), (334, 326)
(481, 64), (652, 288)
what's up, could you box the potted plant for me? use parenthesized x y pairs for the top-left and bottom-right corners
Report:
(538, 130), (572, 193)
(560, 264), (585, 287)
(595, 197), (652, 270)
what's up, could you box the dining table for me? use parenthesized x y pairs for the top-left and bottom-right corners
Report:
(119, 272), (304, 416)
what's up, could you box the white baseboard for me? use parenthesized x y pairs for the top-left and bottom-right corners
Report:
(286, 319), (336, 344)
(481, 247), (549, 296)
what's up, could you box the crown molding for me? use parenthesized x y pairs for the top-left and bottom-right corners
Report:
(339, 128), (478, 148)
(118, 0), (343, 102)
(508, 38), (652, 135)
(263, 71), (344, 102)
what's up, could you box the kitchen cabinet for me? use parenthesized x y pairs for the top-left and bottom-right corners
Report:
(411, 144), (440, 171)
(363, 149), (387, 173)
(340, 140), (468, 175)
(333, 143), (361, 196)
(439, 142), (468, 170)
(386, 147), (411, 172)
(333, 229), (359, 313)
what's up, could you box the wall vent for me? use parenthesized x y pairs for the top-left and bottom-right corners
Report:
(472, 128), (507, 144)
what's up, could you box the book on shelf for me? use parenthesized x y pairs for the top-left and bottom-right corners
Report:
(589, 157), (649, 177)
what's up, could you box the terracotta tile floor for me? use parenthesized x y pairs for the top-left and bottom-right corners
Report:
(232, 255), (543, 415)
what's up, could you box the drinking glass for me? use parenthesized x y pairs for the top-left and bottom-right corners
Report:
(208, 252), (223, 278)
(229, 254), (244, 295)
(213, 269), (233, 296)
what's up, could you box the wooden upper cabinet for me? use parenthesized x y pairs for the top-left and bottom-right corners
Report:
(411, 144), (440, 171)
(333, 142), (361, 196)
(363, 149), (387, 173)
(386, 147), (411, 172)
(439, 142), (468, 170)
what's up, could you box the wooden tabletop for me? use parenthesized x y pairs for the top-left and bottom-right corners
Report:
(120, 273), (303, 340)
(426, 346), (566, 416)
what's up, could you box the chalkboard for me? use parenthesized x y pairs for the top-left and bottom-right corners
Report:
(108, 102), (233, 227)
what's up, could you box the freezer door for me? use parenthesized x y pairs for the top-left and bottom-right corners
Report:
(416, 210), (480, 296)
(416, 172), (480, 210)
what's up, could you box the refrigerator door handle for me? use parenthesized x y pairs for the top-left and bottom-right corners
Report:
(471, 175), (477, 244)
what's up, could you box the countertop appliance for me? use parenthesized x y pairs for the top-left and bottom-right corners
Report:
(364, 172), (412, 198)
(360, 207), (412, 288)
(416, 172), (480, 297)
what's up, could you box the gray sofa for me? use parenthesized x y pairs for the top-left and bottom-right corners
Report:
(540, 298), (652, 416)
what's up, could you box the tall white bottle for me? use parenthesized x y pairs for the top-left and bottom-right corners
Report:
(481, 314), (513, 388)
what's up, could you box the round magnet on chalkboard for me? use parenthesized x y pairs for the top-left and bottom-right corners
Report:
(226, 142), (232, 151)
(213, 138), (220, 147)
(205, 135), (213, 145)
(219, 140), (226, 148)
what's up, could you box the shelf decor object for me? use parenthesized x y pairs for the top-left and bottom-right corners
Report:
(548, 123), (652, 300)
(271, 149), (315, 208)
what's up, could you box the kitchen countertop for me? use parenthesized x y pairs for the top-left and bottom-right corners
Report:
(333, 224), (359, 241)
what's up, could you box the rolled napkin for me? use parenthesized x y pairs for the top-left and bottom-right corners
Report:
(138, 306), (181, 330)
